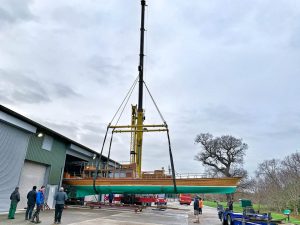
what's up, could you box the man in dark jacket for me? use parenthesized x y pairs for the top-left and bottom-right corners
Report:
(228, 199), (233, 211)
(108, 192), (114, 206)
(54, 187), (68, 224)
(31, 186), (45, 223)
(8, 187), (20, 219)
(25, 186), (37, 220)
(193, 196), (200, 223)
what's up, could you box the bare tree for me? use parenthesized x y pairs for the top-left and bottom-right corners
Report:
(255, 159), (285, 212)
(195, 133), (247, 177)
(194, 133), (248, 200)
(281, 152), (300, 180)
(256, 159), (283, 189)
(280, 153), (300, 215)
(254, 155), (300, 214)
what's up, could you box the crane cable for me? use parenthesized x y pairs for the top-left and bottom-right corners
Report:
(93, 76), (138, 194)
(114, 78), (138, 126)
(110, 75), (139, 125)
(143, 81), (177, 193)
(93, 125), (109, 194)
(143, 81), (166, 124)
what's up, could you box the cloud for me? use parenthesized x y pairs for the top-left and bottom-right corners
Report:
(43, 120), (107, 150)
(87, 55), (124, 85)
(0, 88), (13, 104)
(52, 83), (79, 98)
(0, 0), (34, 28)
(0, 69), (80, 104)
(43, 121), (79, 140)
(1, 0), (300, 176)
(260, 113), (300, 139)
(0, 69), (51, 104)
(199, 105), (256, 128)
(11, 89), (51, 104)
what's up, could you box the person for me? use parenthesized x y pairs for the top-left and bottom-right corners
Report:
(108, 192), (114, 206)
(31, 186), (45, 223)
(25, 186), (37, 220)
(54, 187), (68, 224)
(8, 187), (20, 219)
(228, 199), (233, 211)
(193, 196), (200, 223)
(40, 185), (46, 211)
(199, 197), (203, 215)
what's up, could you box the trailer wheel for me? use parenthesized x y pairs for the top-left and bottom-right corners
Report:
(220, 213), (227, 225)
(227, 215), (233, 225)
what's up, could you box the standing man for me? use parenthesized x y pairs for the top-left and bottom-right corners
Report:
(228, 199), (233, 211)
(8, 187), (20, 219)
(40, 185), (46, 211)
(25, 186), (37, 220)
(193, 196), (200, 223)
(108, 192), (114, 206)
(31, 186), (45, 223)
(199, 198), (204, 215)
(54, 187), (68, 224)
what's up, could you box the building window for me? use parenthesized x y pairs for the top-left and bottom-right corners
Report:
(42, 135), (53, 151)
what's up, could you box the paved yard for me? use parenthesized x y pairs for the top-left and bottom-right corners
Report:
(0, 203), (220, 225)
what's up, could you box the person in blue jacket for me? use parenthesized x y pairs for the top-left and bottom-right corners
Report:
(31, 186), (45, 223)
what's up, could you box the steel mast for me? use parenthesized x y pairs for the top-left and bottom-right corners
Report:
(135, 0), (146, 177)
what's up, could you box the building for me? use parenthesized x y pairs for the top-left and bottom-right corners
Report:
(0, 104), (117, 212)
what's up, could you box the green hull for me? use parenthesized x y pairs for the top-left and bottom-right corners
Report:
(68, 185), (236, 197)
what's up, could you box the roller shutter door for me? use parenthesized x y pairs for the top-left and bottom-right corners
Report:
(18, 161), (48, 209)
(0, 121), (30, 212)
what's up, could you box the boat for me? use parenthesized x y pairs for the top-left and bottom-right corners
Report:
(63, 162), (240, 197)
(64, 177), (240, 197)
(62, 0), (241, 198)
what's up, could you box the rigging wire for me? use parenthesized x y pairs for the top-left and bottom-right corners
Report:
(143, 79), (178, 193)
(105, 129), (115, 177)
(110, 75), (139, 125)
(93, 125), (109, 194)
(167, 128), (177, 193)
(114, 77), (138, 125)
(143, 81), (166, 123)
(94, 76), (138, 192)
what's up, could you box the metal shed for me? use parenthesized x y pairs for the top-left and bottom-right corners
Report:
(0, 104), (118, 211)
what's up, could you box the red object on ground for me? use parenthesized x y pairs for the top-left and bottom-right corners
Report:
(138, 196), (157, 203)
(179, 194), (192, 205)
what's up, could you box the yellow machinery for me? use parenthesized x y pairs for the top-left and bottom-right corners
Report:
(93, 0), (177, 193)
(110, 107), (168, 177)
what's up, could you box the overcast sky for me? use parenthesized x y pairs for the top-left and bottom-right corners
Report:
(1, 0), (300, 176)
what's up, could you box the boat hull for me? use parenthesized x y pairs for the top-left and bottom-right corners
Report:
(63, 177), (240, 197)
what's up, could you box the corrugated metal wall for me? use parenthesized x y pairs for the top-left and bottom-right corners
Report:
(0, 121), (31, 212)
(25, 135), (67, 185)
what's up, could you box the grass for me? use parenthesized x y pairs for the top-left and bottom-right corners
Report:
(204, 200), (300, 224)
